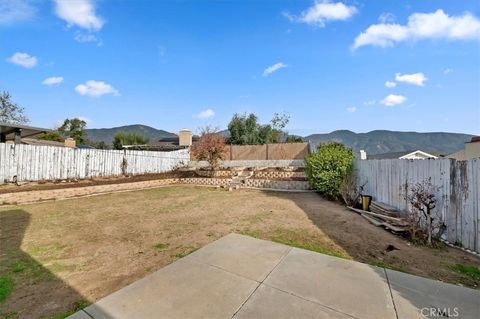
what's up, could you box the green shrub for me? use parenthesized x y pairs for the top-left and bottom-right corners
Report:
(305, 143), (355, 199)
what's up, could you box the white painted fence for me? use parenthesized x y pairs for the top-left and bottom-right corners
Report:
(0, 143), (190, 183)
(356, 159), (479, 253)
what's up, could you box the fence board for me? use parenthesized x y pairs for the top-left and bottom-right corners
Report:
(0, 143), (189, 184)
(355, 158), (479, 253)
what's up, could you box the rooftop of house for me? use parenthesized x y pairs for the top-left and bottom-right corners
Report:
(0, 122), (51, 139)
(366, 149), (440, 160)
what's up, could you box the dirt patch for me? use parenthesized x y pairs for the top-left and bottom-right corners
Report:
(0, 187), (478, 318)
(0, 171), (197, 194)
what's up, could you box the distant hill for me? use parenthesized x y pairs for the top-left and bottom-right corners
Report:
(305, 130), (473, 155)
(85, 125), (473, 155)
(85, 125), (176, 145)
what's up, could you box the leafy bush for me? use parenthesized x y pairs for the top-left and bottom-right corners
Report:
(304, 143), (355, 199)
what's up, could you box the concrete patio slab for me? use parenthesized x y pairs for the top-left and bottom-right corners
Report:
(69, 233), (480, 319)
(386, 269), (480, 319)
(66, 310), (92, 319)
(233, 284), (353, 319)
(186, 233), (291, 281)
(83, 258), (259, 319)
(263, 248), (397, 319)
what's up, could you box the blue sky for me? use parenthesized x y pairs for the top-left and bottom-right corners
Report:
(1, 0), (479, 135)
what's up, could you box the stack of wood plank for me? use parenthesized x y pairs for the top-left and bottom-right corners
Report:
(347, 201), (408, 233)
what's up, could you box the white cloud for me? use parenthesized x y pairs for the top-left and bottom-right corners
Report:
(346, 106), (356, 113)
(75, 80), (119, 97)
(197, 108), (215, 119)
(6, 52), (37, 68)
(379, 12), (395, 24)
(353, 9), (480, 49)
(443, 68), (453, 74)
(54, 0), (104, 31)
(42, 76), (64, 86)
(363, 100), (376, 106)
(0, 0), (35, 25)
(284, 0), (357, 27)
(381, 94), (407, 106)
(385, 81), (397, 88)
(74, 32), (102, 45)
(395, 72), (427, 86)
(263, 62), (288, 76)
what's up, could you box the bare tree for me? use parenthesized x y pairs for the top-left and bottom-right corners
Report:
(0, 92), (29, 124)
(404, 177), (445, 246)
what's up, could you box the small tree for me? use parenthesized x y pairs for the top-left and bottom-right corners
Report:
(270, 112), (290, 143)
(37, 131), (64, 142)
(339, 167), (365, 206)
(304, 143), (355, 200)
(191, 127), (227, 171)
(0, 91), (29, 124)
(404, 178), (445, 246)
(113, 132), (149, 150)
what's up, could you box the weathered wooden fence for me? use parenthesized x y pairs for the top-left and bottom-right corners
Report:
(0, 143), (190, 183)
(355, 159), (479, 253)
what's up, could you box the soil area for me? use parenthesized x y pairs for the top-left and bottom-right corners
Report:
(0, 167), (306, 195)
(0, 186), (478, 318)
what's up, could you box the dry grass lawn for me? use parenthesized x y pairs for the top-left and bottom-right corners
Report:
(0, 185), (479, 318)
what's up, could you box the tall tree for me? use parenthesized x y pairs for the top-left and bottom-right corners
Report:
(58, 118), (88, 144)
(227, 112), (290, 145)
(0, 91), (29, 124)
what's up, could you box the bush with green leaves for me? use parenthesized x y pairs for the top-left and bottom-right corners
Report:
(305, 143), (355, 199)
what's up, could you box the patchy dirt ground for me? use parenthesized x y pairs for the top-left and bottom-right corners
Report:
(0, 186), (479, 318)
(0, 171), (197, 194)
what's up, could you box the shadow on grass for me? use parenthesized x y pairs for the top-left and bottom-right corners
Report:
(0, 209), (87, 319)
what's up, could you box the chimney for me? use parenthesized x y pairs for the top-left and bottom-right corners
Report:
(360, 150), (367, 160)
(179, 129), (193, 146)
(64, 138), (76, 148)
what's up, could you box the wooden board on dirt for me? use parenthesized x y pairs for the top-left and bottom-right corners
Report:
(347, 206), (408, 226)
(371, 201), (397, 212)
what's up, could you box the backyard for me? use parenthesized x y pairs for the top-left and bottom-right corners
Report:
(1, 185), (479, 318)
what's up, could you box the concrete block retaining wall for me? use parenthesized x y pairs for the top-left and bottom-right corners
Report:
(189, 160), (305, 169)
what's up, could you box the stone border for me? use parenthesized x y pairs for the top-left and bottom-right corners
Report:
(440, 239), (480, 258)
(0, 178), (312, 206)
(189, 160), (305, 168)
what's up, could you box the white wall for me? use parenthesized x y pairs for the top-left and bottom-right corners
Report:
(0, 143), (189, 183)
(355, 159), (480, 253)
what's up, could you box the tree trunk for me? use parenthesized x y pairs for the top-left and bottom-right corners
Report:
(427, 210), (432, 245)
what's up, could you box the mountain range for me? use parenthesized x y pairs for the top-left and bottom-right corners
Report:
(304, 130), (473, 155)
(85, 125), (473, 155)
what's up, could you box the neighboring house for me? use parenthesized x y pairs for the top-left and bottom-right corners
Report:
(360, 149), (439, 160)
(448, 136), (480, 160)
(0, 122), (77, 148)
(0, 122), (50, 144)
